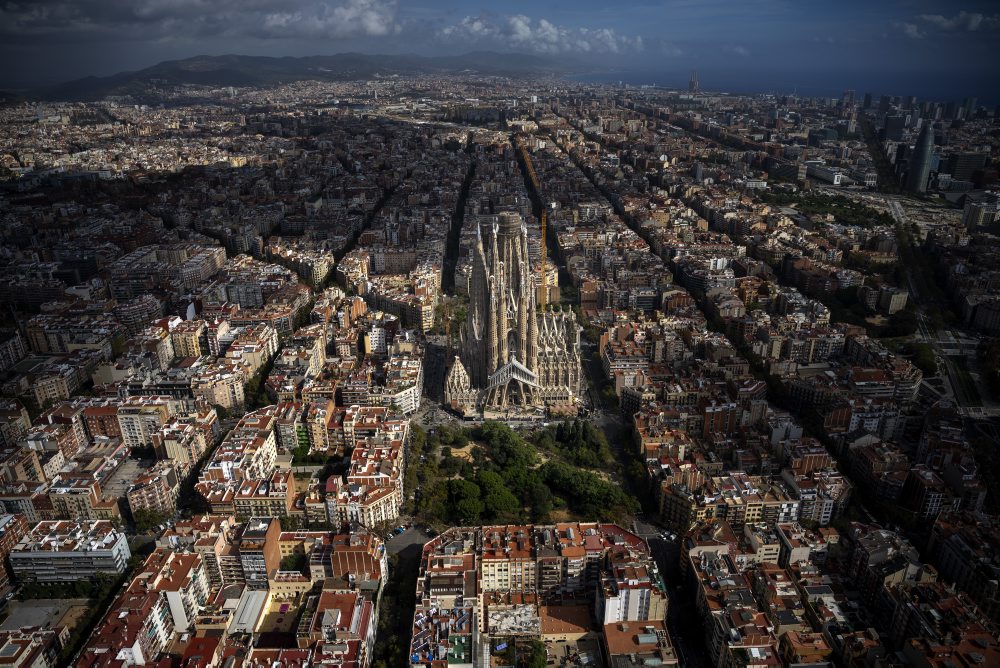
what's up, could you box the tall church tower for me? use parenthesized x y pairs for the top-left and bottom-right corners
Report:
(445, 212), (582, 415)
(466, 212), (539, 406)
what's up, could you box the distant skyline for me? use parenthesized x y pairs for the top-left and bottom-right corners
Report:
(2, 0), (998, 101)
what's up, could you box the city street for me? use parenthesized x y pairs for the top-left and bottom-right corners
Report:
(881, 193), (996, 411)
(631, 518), (709, 668)
(385, 526), (431, 557)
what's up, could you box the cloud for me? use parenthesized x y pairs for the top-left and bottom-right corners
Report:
(0, 0), (401, 42)
(917, 11), (1000, 32)
(899, 22), (925, 39)
(894, 9), (1000, 40)
(257, 0), (399, 39)
(722, 44), (750, 56)
(440, 13), (644, 54)
(659, 41), (683, 57)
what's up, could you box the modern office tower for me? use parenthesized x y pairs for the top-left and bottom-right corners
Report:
(906, 123), (935, 195)
(963, 97), (977, 119)
(884, 115), (906, 142)
(963, 192), (1000, 230)
(947, 152), (988, 181)
(444, 212), (582, 415)
(862, 92), (872, 109)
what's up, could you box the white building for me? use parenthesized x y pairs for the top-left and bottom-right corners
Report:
(9, 520), (131, 583)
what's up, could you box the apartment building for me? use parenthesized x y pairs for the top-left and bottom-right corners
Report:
(9, 520), (131, 583)
(0, 513), (29, 590)
(410, 524), (653, 666)
(117, 395), (172, 449)
(239, 516), (281, 590)
(126, 461), (181, 519)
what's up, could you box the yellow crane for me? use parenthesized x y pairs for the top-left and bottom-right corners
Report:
(539, 211), (548, 307)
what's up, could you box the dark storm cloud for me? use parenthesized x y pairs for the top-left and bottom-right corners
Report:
(0, 0), (401, 43)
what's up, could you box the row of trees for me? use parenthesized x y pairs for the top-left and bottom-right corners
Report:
(759, 192), (896, 228)
(370, 550), (422, 668)
(18, 572), (118, 601)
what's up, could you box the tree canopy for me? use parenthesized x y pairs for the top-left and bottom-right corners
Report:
(407, 419), (637, 527)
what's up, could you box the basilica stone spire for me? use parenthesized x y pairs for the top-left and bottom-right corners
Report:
(445, 212), (582, 416)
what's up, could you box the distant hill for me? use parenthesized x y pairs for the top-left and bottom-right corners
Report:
(33, 52), (570, 101)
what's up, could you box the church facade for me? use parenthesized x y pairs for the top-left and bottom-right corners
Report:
(444, 212), (583, 416)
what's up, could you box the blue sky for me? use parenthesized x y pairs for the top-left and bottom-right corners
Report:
(1, 0), (997, 99)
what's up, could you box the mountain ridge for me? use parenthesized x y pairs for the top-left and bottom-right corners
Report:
(32, 52), (571, 101)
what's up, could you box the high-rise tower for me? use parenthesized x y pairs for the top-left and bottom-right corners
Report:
(906, 123), (935, 195)
(444, 212), (582, 415)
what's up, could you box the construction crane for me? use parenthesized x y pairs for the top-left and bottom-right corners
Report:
(539, 211), (548, 307)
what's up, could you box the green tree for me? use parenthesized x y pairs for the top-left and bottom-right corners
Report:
(911, 343), (938, 376)
(280, 552), (307, 573)
(477, 471), (523, 521)
(476, 422), (537, 470)
(455, 498), (483, 524)
(524, 640), (547, 668)
(416, 478), (448, 522)
(410, 424), (427, 452)
(441, 453), (463, 477)
(884, 308), (919, 338)
(448, 479), (484, 524)
(540, 460), (638, 520)
(133, 507), (168, 532)
(527, 477), (553, 521)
